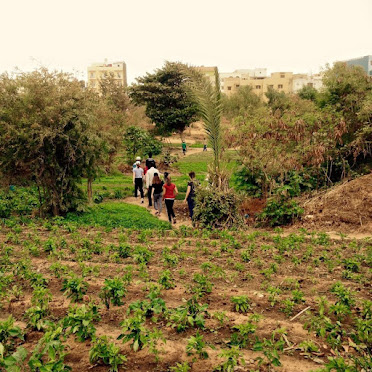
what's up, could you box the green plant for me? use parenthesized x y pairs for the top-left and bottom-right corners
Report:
(229, 321), (257, 348)
(158, 270), (176, 290)
(89, 336), (126, 372)
(118, 314), (164, 360)
(169, 361), (191, 372)
(231, 295), (251, 313)
(25, 306), (49, 331)
(258, 197), (304, 226)
(99, 277), (127, 309)
(0, 345), (28, 372)
(0, 316), (24, 355)
(213, 346), (245, 371)
(63, 304), (100, 342)
(28, 324), (71, 371)
(186, 331), (209, 360)
(168, 297), (209, 332)
(61, 275), (88, 302)
(133, 245), (154, 265)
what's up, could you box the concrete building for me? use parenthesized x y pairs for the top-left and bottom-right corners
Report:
(87, 60), (127, 92)
(221, 71), (293, 97)
(197, 66), (218, 85)
(292, 73), (323, 93)
(345, 55), (372, 76)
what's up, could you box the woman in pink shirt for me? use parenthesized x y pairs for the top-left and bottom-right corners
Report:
(163, 176), (178, 224)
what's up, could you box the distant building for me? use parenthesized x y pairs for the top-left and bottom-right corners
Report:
(221, 71), (293, 97)
(292, 73), (323, 93)
(344, 55), (372, 76)
(196, 66), (218, 85)
(87, 60), (127, 92)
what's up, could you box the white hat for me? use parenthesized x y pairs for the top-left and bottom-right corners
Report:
(136, 156), (141, 161)
(135, 161), (140, 165)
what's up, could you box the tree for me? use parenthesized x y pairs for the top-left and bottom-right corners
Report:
(129, 62), (198, 136)
(319, 62), (372, 158)
(0, 68), (107, 215)
(297, 85), (318, 101)
(122, 126), (162, 163)
(222, 85), (262, 120)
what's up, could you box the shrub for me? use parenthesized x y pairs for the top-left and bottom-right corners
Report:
(258, 196), (304, 226)
(193, 187), (243, 229)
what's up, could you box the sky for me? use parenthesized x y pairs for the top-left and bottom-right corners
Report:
(1, 0), (371, 84)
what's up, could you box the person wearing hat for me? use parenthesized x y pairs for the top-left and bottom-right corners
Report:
(133, 161), (144, 203)
(133, 156), (141, 169)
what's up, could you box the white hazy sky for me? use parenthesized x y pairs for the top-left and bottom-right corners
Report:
(1, 0), (371, 84)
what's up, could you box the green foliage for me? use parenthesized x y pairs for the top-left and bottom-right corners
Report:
(222, 85), (262, 119)
(0, 345), (28, 372)
(0, 188), (39, 218)
(28, 324), (71, 371)
(213, 346), (245, 372)
(298, 85), (319, 101)
(168, 297), (209, 332)
(0, 68), (107, 216)
(193, 186), (242, 229)
(100, 277), (127, 309)
(122, 126), (162, 162)
(158, 270), (176, 290)
(129, 61), (198, 135)
(61, 275), (88, 302)
(63, 304), (100, 342)
(0, 316), (24, 355)
(89, 336), (126, 372)
(258, 196), (304, 226)
(169, 361), (191, 372)
(229, 321), (257, 348)
(186, 331), (209, 359)
(65, 202), (170, 230)
(231, 296), (251, 313)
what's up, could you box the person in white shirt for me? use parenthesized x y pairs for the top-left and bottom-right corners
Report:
(133, 161), (144, 203)
(145, 165), (160, 207)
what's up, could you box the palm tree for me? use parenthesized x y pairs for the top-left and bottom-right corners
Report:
(187, 67), (228, 190)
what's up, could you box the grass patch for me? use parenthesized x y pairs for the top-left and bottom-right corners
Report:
(65, 202), (171, 230)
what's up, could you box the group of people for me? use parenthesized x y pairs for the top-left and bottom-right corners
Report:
(133, 153), (196, 224)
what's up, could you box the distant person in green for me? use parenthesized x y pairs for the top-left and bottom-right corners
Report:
(182, 141), (187, 155)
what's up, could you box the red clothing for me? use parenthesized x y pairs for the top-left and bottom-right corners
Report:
(163, 183), (176, 199)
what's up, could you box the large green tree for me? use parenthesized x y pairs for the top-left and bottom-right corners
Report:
(0, 68), (107, 215)
(129, 62), (198, 136)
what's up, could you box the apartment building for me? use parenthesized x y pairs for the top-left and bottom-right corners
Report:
(345, 55), (372, 76)
(292, 73), (323, 92)
(221, 71), (293, 97)
(87, 60), (127, 92)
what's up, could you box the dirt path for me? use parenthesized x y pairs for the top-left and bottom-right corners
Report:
(124, 196), (192, 227)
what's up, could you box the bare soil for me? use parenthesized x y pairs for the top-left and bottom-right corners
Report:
(299, 173), (372, 233)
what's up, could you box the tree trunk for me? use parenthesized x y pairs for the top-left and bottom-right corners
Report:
(87, 177), (93, 204)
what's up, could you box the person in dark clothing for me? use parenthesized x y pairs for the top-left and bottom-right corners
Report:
(184, 171), (196, 219)
(151, 173), (164, 215)
(146, 152), (156, 169)
(163, 176), (178, 224)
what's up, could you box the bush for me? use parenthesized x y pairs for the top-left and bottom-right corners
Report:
(193, 187), (243, 229)
(258, 197), (304, 226)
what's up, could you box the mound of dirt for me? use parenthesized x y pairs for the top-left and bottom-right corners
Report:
(300, 173), (372, 233)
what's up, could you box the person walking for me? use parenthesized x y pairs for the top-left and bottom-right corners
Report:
(145, 164), (159, 207)
(133, 156), (141, 169)
(184, 171), (196, 219)
(203, 144), (207, 151)
(163, 176), (178, 224)
(182, 141), (187, 155)
(133, 161), (144, 203)
(151, 173), (164, 215)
